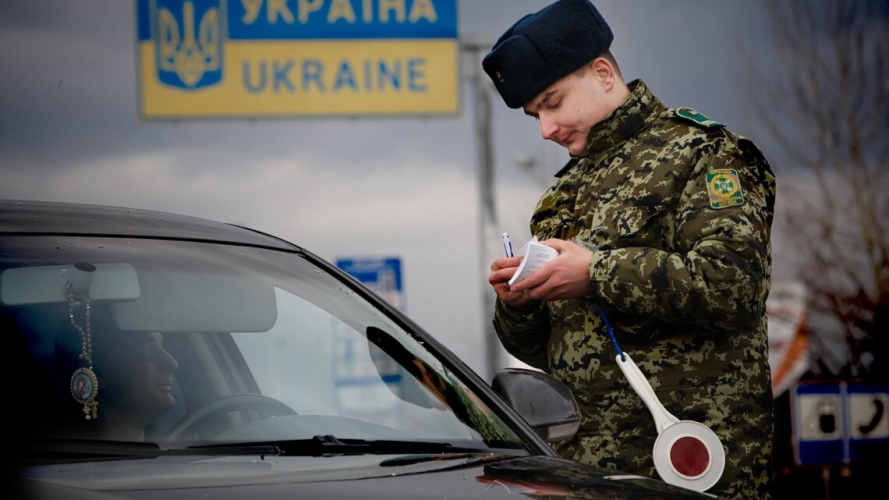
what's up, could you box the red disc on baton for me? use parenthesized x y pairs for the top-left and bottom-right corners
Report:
(670, 436), (710, 477)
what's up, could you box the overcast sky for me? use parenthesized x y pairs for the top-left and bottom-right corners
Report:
(1, 0), (809, 378)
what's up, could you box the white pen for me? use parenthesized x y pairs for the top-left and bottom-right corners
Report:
(502, 232), (514, 257)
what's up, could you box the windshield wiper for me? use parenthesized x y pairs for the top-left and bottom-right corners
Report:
(187, 434), (493, 457)
(22, 439), (163, 464)
(21, 438), (277, 464)
(24, 436), (515, 463)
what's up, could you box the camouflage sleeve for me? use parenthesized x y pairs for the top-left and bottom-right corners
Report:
(588, 135), (776, 330)
(492, 297), (551, 370)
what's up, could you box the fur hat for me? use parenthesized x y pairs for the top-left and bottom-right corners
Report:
(482, 0), (613, 109)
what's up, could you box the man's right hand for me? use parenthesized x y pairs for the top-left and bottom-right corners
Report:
(488, 256), (533, 307)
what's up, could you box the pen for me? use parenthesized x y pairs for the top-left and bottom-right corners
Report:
(502, 232), (514, 257)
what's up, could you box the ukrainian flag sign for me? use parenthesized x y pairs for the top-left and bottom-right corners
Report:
(136, 0), (459, 119)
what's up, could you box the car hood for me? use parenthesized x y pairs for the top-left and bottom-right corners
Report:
(17, 453), (714, 500)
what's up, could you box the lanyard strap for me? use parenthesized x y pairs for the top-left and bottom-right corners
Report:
(598, 308), (625, 361)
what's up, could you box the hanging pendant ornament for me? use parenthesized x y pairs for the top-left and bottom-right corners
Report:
(615, 353), (724, 492)
(71, 367), (99, 420)
(66, 280), (99, 420)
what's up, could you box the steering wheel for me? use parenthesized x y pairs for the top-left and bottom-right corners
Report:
(166, 393), (298, 441)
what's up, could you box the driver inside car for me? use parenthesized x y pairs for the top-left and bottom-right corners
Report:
(55, 322), (179, 442)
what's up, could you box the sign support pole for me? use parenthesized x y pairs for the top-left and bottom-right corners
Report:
(462, 40), (501, 381)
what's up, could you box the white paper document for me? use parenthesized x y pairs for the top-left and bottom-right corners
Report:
(508, 237), (560, 287)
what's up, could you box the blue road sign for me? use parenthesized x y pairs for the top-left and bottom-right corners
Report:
(792, 381), (889, 465)
(793, 383), (845, 465)
(336, 257), (405, 312)
(846, 382), (889, 463)
(333, 256), (405, 415)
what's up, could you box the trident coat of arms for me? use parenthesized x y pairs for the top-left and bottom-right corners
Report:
(154, 0), (223, 89)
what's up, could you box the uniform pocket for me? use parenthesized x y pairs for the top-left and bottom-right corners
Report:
(601, 204), (669, 249)
(614, 205), (665, 236)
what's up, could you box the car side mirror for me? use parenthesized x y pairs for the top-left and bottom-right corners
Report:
(492, 368), (580, 444)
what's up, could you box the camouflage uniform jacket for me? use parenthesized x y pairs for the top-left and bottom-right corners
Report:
(493, 80), (775, 500)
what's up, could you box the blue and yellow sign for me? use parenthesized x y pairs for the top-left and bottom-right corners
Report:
(136, 0), (459, 118)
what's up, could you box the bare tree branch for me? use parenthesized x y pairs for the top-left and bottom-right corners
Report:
(744, 0), (889, 379)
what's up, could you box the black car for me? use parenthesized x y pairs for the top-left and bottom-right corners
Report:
(4, 199), (717, 499)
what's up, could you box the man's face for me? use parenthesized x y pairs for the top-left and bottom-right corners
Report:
(103, 331), (178, 420)
(522, 65), (614, 156)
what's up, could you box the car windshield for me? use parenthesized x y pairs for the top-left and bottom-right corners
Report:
(3, 235), (525, 454)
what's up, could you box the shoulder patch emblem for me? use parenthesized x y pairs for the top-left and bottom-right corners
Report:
(706, 169), (745, 209)
(676, 107), (725, 128)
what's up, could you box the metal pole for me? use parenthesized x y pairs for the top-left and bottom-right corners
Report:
(462, 40), (501, 381)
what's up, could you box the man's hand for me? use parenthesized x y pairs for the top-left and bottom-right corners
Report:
(508, 239), (593, 301)
(488, 256), (534, 308)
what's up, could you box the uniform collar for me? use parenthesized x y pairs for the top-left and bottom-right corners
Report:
(582, 79), (664, 159)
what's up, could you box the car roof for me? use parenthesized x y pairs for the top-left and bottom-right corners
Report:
(0, 199), (299, 251)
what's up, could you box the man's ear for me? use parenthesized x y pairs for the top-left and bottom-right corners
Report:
(591, 58), (615, 91)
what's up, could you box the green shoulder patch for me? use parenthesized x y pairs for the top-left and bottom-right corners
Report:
(675, 107), (725, 128)
(706, 169), (745, 209)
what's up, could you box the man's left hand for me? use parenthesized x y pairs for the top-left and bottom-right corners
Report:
(508, 239), (593, 301)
